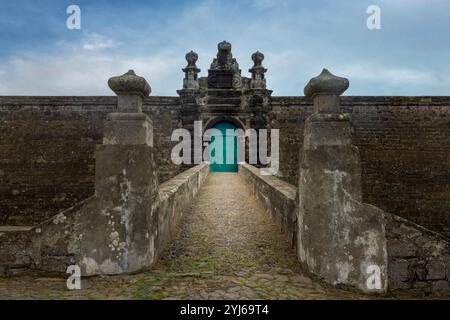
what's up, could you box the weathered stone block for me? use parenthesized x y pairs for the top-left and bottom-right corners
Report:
(300, 145), (363, 202)
(117, 95), (143, 113)
(30, 198), (89, 272)
(0, 230), (32, 267)
(39, 256), (75, 273)
(313, 95), (341, 113)
(0, 266), (6, 277)
(385, 212), (450, 294)
(446, 256), (450, 280)
(426, 261), (446, 280)
(388, 259), (410, 289)
(303, 114), (352, 148)
(388, 239), (417, 258)
(431, 280), (450, 296)
(103, 113), (153, 146)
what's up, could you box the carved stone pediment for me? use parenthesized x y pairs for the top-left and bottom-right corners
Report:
(208, 41), (242, 89)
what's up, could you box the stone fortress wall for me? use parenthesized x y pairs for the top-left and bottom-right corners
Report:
(0, 96), (182, 225)
(1, 96), (449, 238)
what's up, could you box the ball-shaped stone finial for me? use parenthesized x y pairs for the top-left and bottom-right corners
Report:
(251, 51), (264, 67)
(304, 68), (349, 98)
(218, 40), (232, 51)
(185, 51), (199, 66)
(108, 69), (151, 97)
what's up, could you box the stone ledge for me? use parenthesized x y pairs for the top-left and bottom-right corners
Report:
(0, 226), (34, 232)
(2, 96), (450, 110)
(158, 163), (209, 197)
(0, 96), (181, 109)
(239, 163), (297, 247)
(240, 163), (297, 200)
(270, 96), (450, 107)
(156, 163), (209, 255)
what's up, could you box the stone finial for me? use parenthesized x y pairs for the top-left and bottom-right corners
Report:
(217, 41), (232, 67)
(107, 70), (151, 113)
(212, 40), (236, 70)
(183, 51), (201, 89)
(304, 69), (349, 98)
(304, 69), (349, 114)
(251, 51), (265, 67)
(108, 70), (151, 98)
(218, 40), (232, 51)
(249, 51), (267, 89)
(185, 51), (199, 69)
(104, 69), (153, 143)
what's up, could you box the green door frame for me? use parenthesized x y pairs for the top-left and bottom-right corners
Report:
(210, 121), (238, 172)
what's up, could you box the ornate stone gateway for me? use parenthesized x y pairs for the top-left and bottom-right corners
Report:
(177, 41), (272, 167)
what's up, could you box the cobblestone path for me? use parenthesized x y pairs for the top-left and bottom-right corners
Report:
(0, 173), (366, 300)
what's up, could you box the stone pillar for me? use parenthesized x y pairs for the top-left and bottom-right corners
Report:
(246, 51), (272, 128)
(297, 69), (388, 293)
(178, 51), (205, 166)
(79, 70), (158, 276)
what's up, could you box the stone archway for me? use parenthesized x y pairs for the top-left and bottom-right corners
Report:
(204, 116), (245, 173)
(204, 116), (246, 132)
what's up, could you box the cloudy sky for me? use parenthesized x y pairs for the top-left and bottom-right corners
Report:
(0, 0), (449, 96)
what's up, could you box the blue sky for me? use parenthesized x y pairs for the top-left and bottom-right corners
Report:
(0, 0), (449, 96)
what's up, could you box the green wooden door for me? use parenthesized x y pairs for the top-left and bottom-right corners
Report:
(210, 121), (238, 172)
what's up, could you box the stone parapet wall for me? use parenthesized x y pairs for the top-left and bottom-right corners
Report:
(0, 198), (91, 274)
(0, 163), (209, 275)
(238, 164), (449, 296)
(238, 163), (297, 247)
(156, 163), (209, 255)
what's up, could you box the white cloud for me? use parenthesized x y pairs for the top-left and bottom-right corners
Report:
(332, 62), (450, 96)
(0, 47), (180, 96)
(82, 33), (117, 51)
(337, 64), (435, 85)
